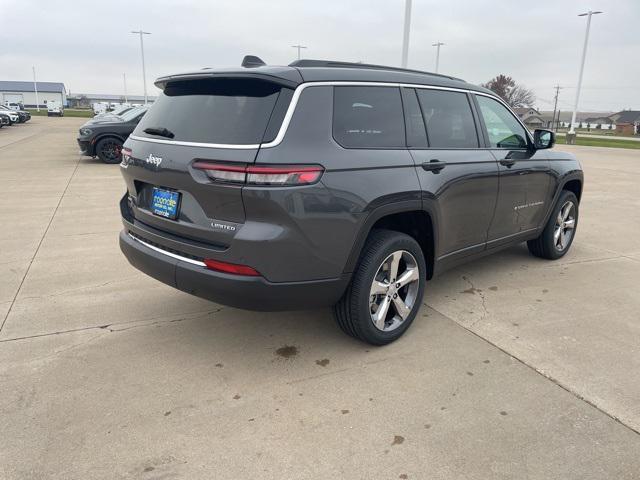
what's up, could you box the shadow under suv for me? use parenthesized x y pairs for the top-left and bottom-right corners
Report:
(119, 57), (583, 345)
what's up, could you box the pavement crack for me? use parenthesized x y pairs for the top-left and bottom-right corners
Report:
(0, 156), (82, 333)
(0, 308), (224, 343)
(462, 275), (488, 327)
(426, 304), (640, 437)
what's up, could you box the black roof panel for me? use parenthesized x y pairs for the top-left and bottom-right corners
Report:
(155, 60), (493, 95)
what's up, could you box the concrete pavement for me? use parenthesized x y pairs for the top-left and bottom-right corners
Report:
(1, 117), (639, 479)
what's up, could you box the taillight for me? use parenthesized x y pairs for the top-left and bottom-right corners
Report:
(192, 162), (323, 186)
(203, 258), (260, 276)
(121, 147), (132, 164)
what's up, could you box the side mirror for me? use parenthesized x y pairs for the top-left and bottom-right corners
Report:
(533, 129), (555, 149)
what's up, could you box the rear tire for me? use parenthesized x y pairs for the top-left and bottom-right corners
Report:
(96, 137), (123, 164)
(527, 190), (579, 260)
(333, 229), (426, 345)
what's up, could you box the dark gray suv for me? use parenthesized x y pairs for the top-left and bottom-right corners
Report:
(119, 58), (583, 345)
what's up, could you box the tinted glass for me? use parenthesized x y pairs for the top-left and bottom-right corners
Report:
(136, 78), (284, 144)
(333, 86), (405, 148)
(120, 106), (147, 122)
(416, 90), (478, 148)
(476, 96), (528, 148)
(401, 88), (427, 148)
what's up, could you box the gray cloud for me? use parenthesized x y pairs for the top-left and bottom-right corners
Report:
(0, 0), (637, 111)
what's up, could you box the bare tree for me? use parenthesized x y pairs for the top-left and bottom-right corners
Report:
(482, 75), (536, 108)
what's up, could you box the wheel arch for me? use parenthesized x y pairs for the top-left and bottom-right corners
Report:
(343, 201), (437, 280)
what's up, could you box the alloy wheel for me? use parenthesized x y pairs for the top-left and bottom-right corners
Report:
(554, 200), (576, 251)
(369, 250), (420, 332)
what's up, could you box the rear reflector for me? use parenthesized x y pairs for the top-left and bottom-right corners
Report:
(192, 162), (323, 186)
(203, 258), (260, 276)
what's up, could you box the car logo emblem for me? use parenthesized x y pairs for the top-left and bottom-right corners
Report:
(145, 153), (163, 167)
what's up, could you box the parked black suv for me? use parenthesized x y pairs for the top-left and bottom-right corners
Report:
(119, 58), (583, 345)
(77, 106), (148, 163)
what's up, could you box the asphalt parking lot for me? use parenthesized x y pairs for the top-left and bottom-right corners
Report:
(1, 117), (639, 479)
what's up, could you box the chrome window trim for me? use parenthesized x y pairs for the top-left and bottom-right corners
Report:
(128, 135), (261, 149)
(128, 233), (206, 267)
(128, 80), (532, 150)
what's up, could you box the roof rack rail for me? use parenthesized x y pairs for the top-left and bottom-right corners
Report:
(288, 59), (463, 81)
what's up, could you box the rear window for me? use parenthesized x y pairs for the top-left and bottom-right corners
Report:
(136, 78), (285, 145)
(333, 86), (405, 148)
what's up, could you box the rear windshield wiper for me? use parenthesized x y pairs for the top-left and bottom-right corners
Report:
(143, 127), (175, 139)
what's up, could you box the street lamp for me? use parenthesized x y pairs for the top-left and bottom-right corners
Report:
(401, 0), (412, 68)
(291, 44), (307, 60)
(432, 41), (445, 73)
(131, 30), (151, 104)
(568, 10), (602, 136)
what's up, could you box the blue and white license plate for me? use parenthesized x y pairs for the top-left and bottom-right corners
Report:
(151, 187), (180, 219)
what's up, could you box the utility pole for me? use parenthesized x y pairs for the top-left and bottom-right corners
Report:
(401, 0), (412, 68)
(551, 84), (563, 131)
(291, 44), (307, 60)
(123, 73), (128, 104)
(568, 10), (602, 137)
(131, 30), (151, 104)
(432, 41), (445, 73)
(32, 66), (40, 112)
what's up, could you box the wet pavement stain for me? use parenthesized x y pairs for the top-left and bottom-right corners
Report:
(466, 371), (474, 376)
(233, 394), (241, 400)
(424, 424), (431, 429)
(489, 286), (498, 291)
(143, 466), (154, 472)
(276, 345), (298, 358)
(391, 435), (405, 446)
(215, 363), (223, 368)
(461, 288), (477, 295)
(542, 289), (549, 293)
(341, 409), (350, 414)
(483, 359), (490, 364)
(164, 411), (171, 416)
(315, 359), (330, 367)
(399, 475), (409, 479)
(500, 411), (508, 416)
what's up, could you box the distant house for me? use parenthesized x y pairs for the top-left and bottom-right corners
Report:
(0, 81), (67, 108)
(513, 107), (545, 128)
(609, 110), (640, 135)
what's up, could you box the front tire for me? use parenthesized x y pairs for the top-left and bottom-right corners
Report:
(95, 137), (123, 164)
(527, 190), (579, 260)
(333, 229), (426, 345)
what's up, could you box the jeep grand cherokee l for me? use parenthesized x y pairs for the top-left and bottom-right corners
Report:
(119, 57), (583, 345)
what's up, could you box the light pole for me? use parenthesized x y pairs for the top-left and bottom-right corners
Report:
(568, 10), (602, 136)
(32, 66), (40, 112)
(432, 41), (445, 73)
(291, 44), (307, 60)
(401, 0), (412, 68)
(123, 73), (128, 104)
(131, 30), (151, 104)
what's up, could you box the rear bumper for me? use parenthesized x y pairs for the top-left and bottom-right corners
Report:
(119, 229), (349, 311)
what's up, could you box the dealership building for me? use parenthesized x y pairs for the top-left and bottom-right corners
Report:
(0, 81), (67, 108)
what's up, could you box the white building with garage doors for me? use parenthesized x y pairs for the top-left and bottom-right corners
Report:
(0, 81), (67, 108)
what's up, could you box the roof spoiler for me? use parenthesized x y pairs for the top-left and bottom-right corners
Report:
(241, 55), (266, 68)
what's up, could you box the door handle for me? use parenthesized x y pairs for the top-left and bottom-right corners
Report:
(499, 158), (516, 167)
(421, 159), (447, 173)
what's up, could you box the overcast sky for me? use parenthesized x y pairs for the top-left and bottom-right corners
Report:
(1, 0), (637, 112)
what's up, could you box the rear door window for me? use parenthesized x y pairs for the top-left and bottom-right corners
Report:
(135, 78), (286, 145)
(416, 89), (479, 148)
(333, 86), (405, 148)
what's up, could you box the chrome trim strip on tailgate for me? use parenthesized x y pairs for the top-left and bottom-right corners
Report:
(128, 233), (206, 267)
